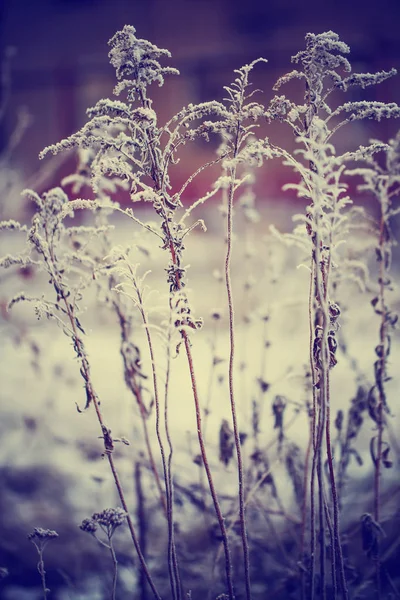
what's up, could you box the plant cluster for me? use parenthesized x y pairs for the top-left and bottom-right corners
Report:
(1, 26), (400, 600)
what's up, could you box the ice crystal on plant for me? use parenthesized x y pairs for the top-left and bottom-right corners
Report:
(81, 508), (127, 538)
(108, 25), (179, 99)
(268, 30), (399, 132)
(28, 528), (59, 542)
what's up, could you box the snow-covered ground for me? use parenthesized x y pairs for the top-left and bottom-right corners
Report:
(1, 206), (399, 598)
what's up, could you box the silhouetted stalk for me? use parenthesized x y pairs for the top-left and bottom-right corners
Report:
(219, 59), (268, 599)
(309, 210), (330, 600)
(158, 182), (235, 600)
(109, 539), (118, 600)
(164, 305), (182, 600)
(37, 549), (48, 600)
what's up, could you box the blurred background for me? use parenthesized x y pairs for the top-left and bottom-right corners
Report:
(1, 0), (400, 207)
(1, 2), (400, 598)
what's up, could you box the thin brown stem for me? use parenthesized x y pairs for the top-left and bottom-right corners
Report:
(164, 308), (182, 600)
(61, 300), (160, 598)
(138, 86), (235, 599)
(307, 159), (348, 600)
(182, 331), (235, 599)
(373, 199), (389, 600)
(109, 540), (118, 600)
(326, 376), (348, 600)
(113, 298), (167, 516)
(134, 279), (180, 600)
(309, 261), (318, 600)
(225, 159), (251, 600)
(106, 450), (161, 599)
(317, 399), (327, 600)
(301, 405), (313, 600)
(37, 551), (48, 600)
(43, 223), (161, 600)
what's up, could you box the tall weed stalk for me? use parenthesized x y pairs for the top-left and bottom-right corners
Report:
(348, 132), (400, 597)
(266, 31), (400, 599)
(39, 25), (237, 598)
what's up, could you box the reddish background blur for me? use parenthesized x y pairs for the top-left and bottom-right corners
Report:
(1, 0), (400, 207)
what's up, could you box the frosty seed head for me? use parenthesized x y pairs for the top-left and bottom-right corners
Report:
(81, 508), (127, 539)
(28, 528), (59, 542)
(80, 518), (98, 534)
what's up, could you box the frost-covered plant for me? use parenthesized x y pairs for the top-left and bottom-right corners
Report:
(80, 508), (127, 600)
(266, 31), (400, 600)
(104, 247), (184, 598)
(218, 59), (272, 600)
(64, 149), (169, 522)
(37, 24), (275, 600)
(347, 131), (400, 596)
(1, 187), (162, 599)
(2, 24), (400, 600)
(28, 527), (59, 600)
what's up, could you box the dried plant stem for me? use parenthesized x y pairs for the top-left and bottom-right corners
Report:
(225, 159), (252, 600)
(37, 550), (48, 600)
(326, 377), (347, 599)
(309, 241), (330, 600)
(309, 261), (318, 600)
(109, 540), (118, 600)
(317, 399), (327, 600)
(104, 433), (161, 600)
(34, 219), (162, 599)
(164, 306), (182, 600)
(182, 330), (235, 600)
(162, 236), (236, 598)
(138, 88), (235, 598)
(133, 275), (181, 600)
(60, 292), (161, 600)
(310, 204), (348, 600)
(324, 486), (337, 598)
(113, 298), (167, 516)
(41, 222), (162, 597)
(98, 215), (167, 517)
(373, 206), (389, 599)
(374, 203), (390, 517)
(301, 407), (312, 600)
